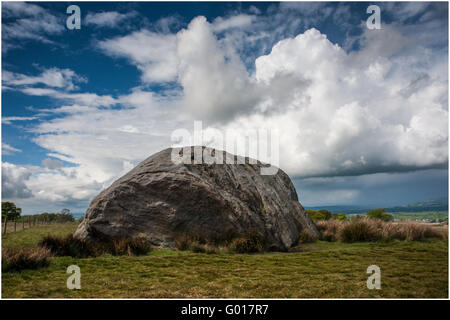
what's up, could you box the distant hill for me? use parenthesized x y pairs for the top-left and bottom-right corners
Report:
(304, 205), (370, 214)
(72, 213), (85, 220)
(305, 198), (448, 214)
(386, 198), (448, 213)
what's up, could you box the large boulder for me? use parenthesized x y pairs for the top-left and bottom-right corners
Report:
(74, 146), (318, 250)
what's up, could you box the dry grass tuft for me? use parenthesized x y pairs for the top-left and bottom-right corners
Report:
(2, 247), (51, 272)
(174, 234), (222, 254)
(442, 225), (448, 241)
(315, 218), (444, 243)
(298, 229), (317, 244)
(38, 235), (153, 257)
(397, 221), (442, 241)
(316, 220), (341, 242)
(339, 219), (381, 242)
(229, 230), (266, 253)
(175, 230), (267, 254)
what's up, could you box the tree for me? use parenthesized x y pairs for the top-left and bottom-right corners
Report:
(59, 208), (75, 222)
(306, 209), (326, 222)
(318, 209), (332, 220)
(60, 208), (71, 215)
(2, 202), (22, 221)
(332, 213), (347, 221)
(367, 208), (393, 222)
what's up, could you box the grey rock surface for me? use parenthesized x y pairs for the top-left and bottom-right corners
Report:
(74, 147), (318, 250)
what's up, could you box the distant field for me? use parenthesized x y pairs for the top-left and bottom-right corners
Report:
(346, 211), (448, 221)
(1, 223), (79, 248)
(1, 223), (448, 298)
(388, 211), (448, 221)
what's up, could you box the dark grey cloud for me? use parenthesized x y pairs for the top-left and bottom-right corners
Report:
(1, 162), (33, 199)
(42, 158), (63, 170)
(293, 169), (448, 207)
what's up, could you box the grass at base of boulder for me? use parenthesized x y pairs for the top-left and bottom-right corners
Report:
(2, 239), (447, 298)
(2, 223), (448, 298)
(297, 229), (317, 244)
(39, 235), (153, 258)
(175, 230), (267, 254)
(229, 230), (266, 253)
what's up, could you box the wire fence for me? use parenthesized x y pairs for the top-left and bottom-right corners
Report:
(1, 216), (71, 235)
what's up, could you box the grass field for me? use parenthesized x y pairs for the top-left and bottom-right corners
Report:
(1, 223), (448, 298)
(389, 211), (448, 221)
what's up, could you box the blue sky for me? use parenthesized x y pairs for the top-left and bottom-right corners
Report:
(1, 1), (448, 214)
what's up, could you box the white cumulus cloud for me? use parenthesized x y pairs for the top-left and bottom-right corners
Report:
(3, 9), (447, 212)
(98, 30), (178, 83)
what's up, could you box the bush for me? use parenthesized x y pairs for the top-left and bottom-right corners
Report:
(307, 209), (347, 222)
(332, 213), (347, 221)
(2, 247), (51, 272)
(306, 209), (324, 222)
(319, 209), (332, 220)
(298, 229), (316, 244)
(38, 235), (153, 257)
(230, 230), (266, 253)
(367, 208), (393, 222)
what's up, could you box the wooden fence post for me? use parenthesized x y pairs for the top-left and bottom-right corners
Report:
(29, 216), (31, 228)
(22, 218), (25, 230)
(2, 218), (7, 235)
(14, 219), (17, 232)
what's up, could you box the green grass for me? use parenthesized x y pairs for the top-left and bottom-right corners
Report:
(2, 223), (448, 298)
